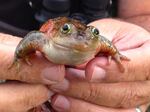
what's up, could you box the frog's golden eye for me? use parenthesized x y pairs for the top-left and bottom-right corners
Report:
(91, 27), (99, 37)
(61, 23), (71, 34)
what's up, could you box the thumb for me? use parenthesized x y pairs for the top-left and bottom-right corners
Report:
(0, 82), (53, 112)
(85, 46), (150, 82)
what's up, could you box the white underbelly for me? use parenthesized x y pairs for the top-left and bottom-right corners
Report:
(43, 44), (95, 65)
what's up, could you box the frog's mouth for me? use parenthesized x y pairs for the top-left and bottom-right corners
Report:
(53, 41), (77, 51)
(51, 39), (96, 52)
(53, 42), (96, 53)
(52, 41), (91, 53)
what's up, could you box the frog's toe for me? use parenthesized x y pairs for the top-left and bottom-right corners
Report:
(113, 53), (129, 72)
(117, 61), (125, 73)
(108, 56), (112, 65)
(8, 58), (17, 69)
(24, 57), (32, 66)
(8, 58), (20, 73)
(119, 53), (130, 61)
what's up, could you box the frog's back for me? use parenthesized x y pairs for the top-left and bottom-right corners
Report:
(40, 17), (87, 33)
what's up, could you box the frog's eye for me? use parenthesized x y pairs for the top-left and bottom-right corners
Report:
(61, 23), (71, 34)
(91, 27), (99, 37)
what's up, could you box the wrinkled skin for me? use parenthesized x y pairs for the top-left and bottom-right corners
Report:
(10, 17), (129, 72)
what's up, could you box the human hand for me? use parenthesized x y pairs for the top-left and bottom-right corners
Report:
(0, 33), (65, 111)
(49, 19), (150, 112)
(0, 33), (65, 84)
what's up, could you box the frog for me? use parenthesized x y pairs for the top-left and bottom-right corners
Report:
(10, 17), (129, 72)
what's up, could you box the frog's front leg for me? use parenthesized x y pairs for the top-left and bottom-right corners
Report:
(98, 35), (130, 72)
(9, 31), (48, 71)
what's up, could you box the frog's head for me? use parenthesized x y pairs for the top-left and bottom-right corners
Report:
(40, 17), (101, 52)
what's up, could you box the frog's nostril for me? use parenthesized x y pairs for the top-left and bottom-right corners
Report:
(77, 35), (84, 40)
(78, 31), (85, 35)
(85, 41), (89, 45)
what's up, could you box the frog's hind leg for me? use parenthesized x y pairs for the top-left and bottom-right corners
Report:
(113, 53), (130, 72)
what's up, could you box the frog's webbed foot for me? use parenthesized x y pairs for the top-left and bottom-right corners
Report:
(8, 31), (47, 72)
(112, 53), (130, 72)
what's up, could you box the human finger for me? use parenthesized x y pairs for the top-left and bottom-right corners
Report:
(0, 81), (53, 112)
(50, 80), (150, 108)
(0, 33), (21, 46)
(51, 95), (149, 112)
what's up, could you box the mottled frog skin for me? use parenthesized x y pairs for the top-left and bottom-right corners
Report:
(10, 17), (129, 72)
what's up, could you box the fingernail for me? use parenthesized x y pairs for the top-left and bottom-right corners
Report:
(52, 95), (70, 112)
(42, 66), (65, 84)
(50, 79), (69, 92)
(91, 66), (106, 82)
